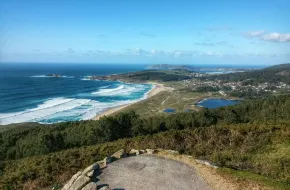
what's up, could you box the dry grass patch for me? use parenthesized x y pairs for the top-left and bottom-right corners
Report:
(155, 151), (280, 190)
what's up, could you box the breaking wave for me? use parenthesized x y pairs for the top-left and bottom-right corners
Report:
(92, 84), (145, 96)
(30, 75), (74, 78)
(0, 83), (152, 125)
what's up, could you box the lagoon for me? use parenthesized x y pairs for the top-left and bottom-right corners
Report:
(197, 99), (240, 109)
(163, 108), (176, 113)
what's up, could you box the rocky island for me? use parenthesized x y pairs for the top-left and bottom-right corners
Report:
(45, 74), (63, 77)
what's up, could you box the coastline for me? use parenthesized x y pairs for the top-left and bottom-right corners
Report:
(93, 82), (167, 120)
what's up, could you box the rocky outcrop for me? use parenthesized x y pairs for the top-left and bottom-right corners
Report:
(45, 74), (63, 77)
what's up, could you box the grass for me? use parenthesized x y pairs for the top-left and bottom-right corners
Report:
(218, 168), (290, 190)
(113, 80), (241, 118)
(113, 82), (212, 118)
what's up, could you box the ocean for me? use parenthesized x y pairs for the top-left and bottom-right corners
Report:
(0, 63), (151, 125)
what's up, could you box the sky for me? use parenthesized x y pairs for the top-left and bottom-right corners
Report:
(0, 0), (289, 65)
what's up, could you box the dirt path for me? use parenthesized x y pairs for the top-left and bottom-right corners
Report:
(96, 155), (212, 190)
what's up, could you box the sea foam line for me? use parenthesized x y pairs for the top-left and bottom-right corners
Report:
(30, 75), (74, 78)
(0, 83), (154, 125)
(0, 98), (90, 125)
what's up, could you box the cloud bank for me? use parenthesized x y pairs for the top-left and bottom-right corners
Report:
(245, 30), (290, 42)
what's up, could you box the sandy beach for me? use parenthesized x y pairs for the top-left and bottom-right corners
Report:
(93, 82), (167, 120)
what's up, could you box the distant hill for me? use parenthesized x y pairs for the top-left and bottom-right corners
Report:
(147, 64), (196, 71)
(88, 70), (192, 82)
(206, 63), (290, 84)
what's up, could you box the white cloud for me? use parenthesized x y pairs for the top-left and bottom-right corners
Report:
(194, 41), (235, 47)
(126, 48), (147, 55)
(245, 30), (290, 43)
(261, 32), (290, 42)
(17, 48), (289, 60)
(245, 30), (265, 37)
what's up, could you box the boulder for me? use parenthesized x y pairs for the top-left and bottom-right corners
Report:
(146, 149), (156, 154)
(99, 186), (111, 190)
(82, 163), (100, 176)
(195, 159), (219, 169)
(81, 182), (97, 190)
(69, 175), (91, 190)
(111, 149), (126, 159)
(129, 149), (140, 155)
(165, 150), (179, 155)
(103, 156), (112, 165)
(87, 170), (95, 177)
(97, 160), (107, 170)
(62, 171), (82, 190)
(139, 150), (145, 154)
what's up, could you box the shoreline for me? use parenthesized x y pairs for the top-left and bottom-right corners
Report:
(93, 82), (167, 120)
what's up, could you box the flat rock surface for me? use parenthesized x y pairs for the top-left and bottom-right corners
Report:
(97, 155), (211, 190)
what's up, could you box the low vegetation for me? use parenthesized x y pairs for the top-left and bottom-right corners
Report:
(1, 121), (289, 189)
(0, 95), (290, 189)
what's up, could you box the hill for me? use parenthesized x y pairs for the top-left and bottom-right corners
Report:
(206, 63), (290, 84)
(87, 70), (193, 82)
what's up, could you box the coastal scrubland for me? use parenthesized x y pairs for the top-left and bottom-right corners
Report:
(0, 95), (290, 189)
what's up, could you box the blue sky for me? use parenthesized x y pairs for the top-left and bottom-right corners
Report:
(0, 0), (289, 65)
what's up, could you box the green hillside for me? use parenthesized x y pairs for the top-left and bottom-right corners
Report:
(88, 70), (193, 82)
(0, 95), (290, 189)
(206, 63), (290, 84)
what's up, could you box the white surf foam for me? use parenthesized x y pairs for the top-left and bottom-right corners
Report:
(0, 83), (154, 125)
(92, 84), (144, 96)
(30, 75), (74, 78)
(0, 98), (90, 125)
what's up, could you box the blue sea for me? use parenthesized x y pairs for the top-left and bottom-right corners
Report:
(0, 63), (152, 125)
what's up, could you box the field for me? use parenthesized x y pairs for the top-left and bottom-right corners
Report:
(112, 80), (227, 118)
